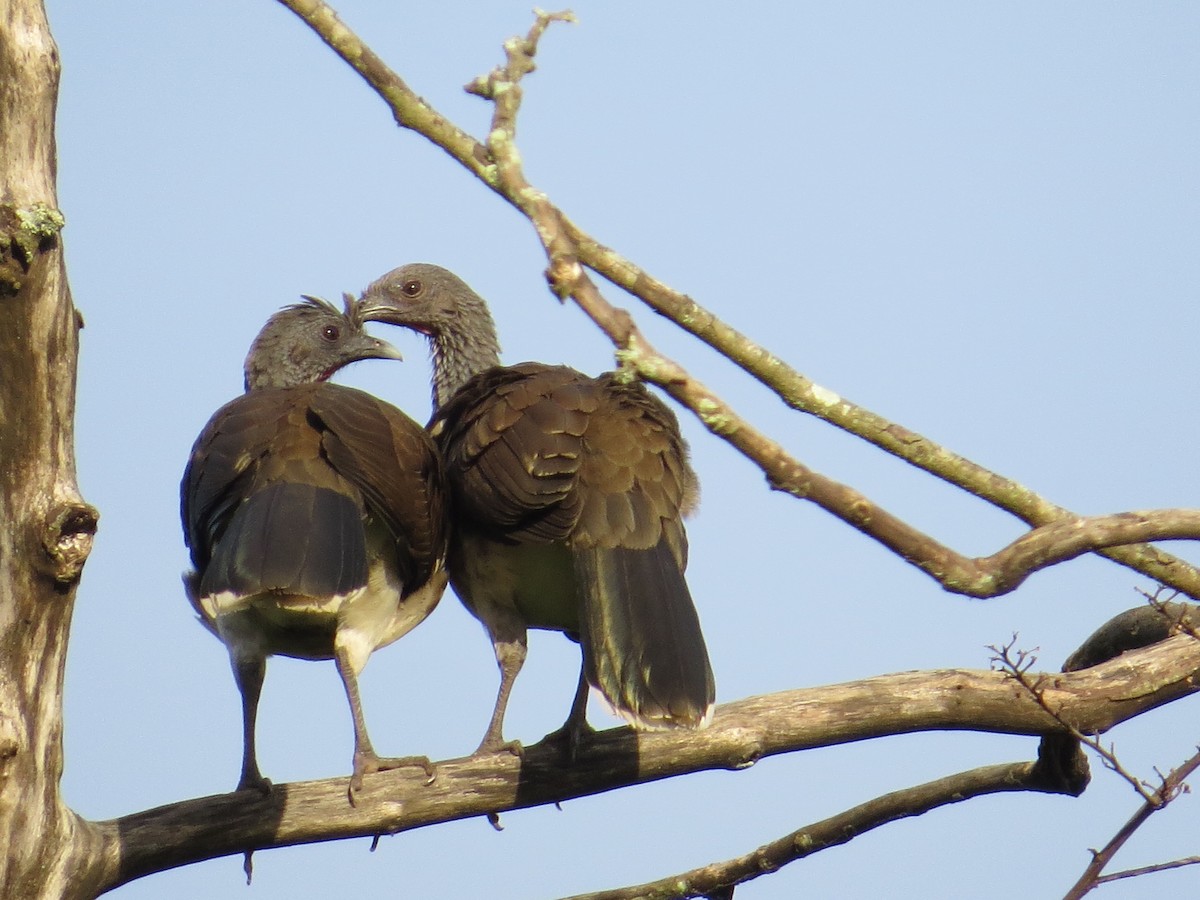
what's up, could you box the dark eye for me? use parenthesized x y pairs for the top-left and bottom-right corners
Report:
(321, 324), (340, 342)
(401, 279), (422, 297)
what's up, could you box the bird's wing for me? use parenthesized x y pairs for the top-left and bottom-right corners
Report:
(432, 363), (596, 543)
(181, 388), (301, 571)
(433, 363), (697, 556)
(571, 372), (698, 565)
(306, 383), (448, 592)
(182, 386), (370, 598)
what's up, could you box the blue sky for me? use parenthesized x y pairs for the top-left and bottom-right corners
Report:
(49, 2), (1200, 897)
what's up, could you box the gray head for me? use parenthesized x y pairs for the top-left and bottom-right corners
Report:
(359, 263), (503, 407)
(243, 293), (402, 391)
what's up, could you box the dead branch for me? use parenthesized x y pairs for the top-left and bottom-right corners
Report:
(451, 8), (1200, 600)
(991, 637), (1157, 804)
(272, 0), (1200, 600)
(1063, 746), (1200, 899)
(93, 634), (1200, 893)
(561, 760), (1070, 900)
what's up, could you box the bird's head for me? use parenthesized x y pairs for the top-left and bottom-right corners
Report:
(243, 293), (402, 391)
(358, 263), (497, 342)
(359, 263), (504, 406)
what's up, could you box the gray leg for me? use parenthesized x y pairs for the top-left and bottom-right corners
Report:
(334, 646), (435, 802)
(229, 652), (271, 795)
(542, 654), (594, 762)
(475, 633), (527, 757)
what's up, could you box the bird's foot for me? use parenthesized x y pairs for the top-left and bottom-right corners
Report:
(540, 719), (595, 764)
(235, 772), (272, 797)
(473, 734), (524, 760)
(348, 750), (437, 804)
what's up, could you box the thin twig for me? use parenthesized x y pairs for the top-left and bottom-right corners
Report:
(1144, 587), (1200, 641)
(1097, 855), (1200, 886)
(987, 611), (1200, 899)
(1063, 746), (1200, 899)
(990, 637), (1157, 804)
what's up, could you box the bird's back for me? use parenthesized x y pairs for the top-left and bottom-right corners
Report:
(182, 382), (447, 658)
(431, 362), (696, 549)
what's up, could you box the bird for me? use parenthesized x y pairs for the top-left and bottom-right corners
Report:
(360, 263), (714, 758)
(181, 293), (448, 796)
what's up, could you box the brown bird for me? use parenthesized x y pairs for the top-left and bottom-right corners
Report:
(361, 264), (713, 757)
(181, 294), (448, 795)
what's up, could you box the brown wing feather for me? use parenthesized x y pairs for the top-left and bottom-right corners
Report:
(182, 387), (335, 571)
(183, 383), (446, 595)
(434, 364), (697, 558)
(571, 373), (696, 566)
(306, 384), (448, 593)
(434, 363), (591, 542)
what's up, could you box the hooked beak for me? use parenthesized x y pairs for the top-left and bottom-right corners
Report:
(362, 336), (404, 363)
(358, 299), (402, 326)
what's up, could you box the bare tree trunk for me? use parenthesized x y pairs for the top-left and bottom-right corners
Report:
(0, 1), (105, 895)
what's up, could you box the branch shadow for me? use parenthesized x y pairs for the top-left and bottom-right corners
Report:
(514, 727), (642, 810)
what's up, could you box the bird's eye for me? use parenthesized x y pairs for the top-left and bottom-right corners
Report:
(321, 324), (340, 342)
(401, 279), (422, 297)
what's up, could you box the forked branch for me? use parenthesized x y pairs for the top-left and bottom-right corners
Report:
(1063, 747), (1200, 899)
(273, 0), (1200, 601)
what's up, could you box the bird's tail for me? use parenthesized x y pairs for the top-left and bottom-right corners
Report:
(199, 482), (368, 599)
(574, 537), (714, 730)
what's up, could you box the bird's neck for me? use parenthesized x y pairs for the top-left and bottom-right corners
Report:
(430, 328), (501, 409)
(244, 360), (302, 391)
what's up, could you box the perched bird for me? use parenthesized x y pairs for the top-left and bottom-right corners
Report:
(361, 263), (714, 756)
(181, 294), (448, 795)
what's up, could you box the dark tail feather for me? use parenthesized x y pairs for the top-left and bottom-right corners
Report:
(200, 482), (367, 599)
(574, 537), (714, 729)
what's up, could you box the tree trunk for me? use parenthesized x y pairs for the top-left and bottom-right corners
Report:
(0, 1), (105, 895)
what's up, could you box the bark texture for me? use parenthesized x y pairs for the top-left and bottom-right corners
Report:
(0, 2), (103, 896)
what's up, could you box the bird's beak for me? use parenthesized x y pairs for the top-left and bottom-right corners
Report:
(363, 335), (403, 363)
(339, 291), (404, 361)
(357, 293), (412, 328)
(355, 286), (427, 328)
(360, 300), (436, 337)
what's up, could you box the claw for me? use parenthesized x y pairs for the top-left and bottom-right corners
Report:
(540, 718), (594, 764)
(474, 736), (524, 759)
(348, 750), (437, 805)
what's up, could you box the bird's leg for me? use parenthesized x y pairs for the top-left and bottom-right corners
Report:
(334, 645), (435, 802)
(541, 659), (595, 763)
(475, 634), (527, 757)
(229, 651), (272, 795)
